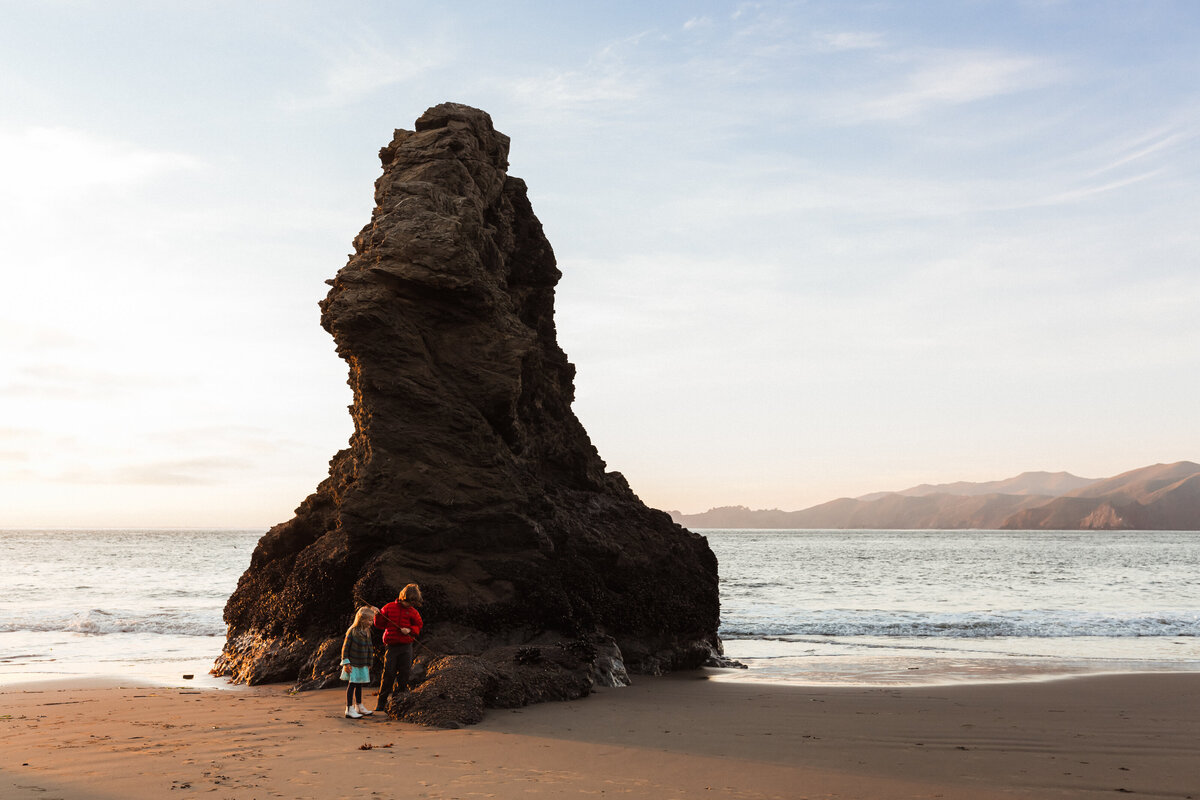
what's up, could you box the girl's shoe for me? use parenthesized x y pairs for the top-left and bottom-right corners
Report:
(356, 704), (373, 716)
(345, 706), (362, 719)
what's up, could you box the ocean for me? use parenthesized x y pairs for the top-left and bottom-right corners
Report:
(1, 528), (1197, 688)
(0, 529), (260, 688)
(709, 529), (1200, 684)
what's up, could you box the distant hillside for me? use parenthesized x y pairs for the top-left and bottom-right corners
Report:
(856, 470), (1098, 501)
(672, 461), (1200, 530)
(1001, 463), (1200, 530)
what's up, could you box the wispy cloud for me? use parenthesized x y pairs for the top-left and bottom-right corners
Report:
(282, 28), (453, 110)
(501, 32), (650, 117)
(0, 321), (84, 353)
(0, 364), (175, 399)
(147, 425), (311, 457)
(813, 31), (885, 52)
(508, 69), (642, 109)
(55, 457), (254, 486)
(847, 50), (1061, 121)
(985, 121), (1195, 210)
(1028, 169), (1165, 207)
(1083, 126), (1195, 179)
(0, 429), (81, 480)
(731, 3), (767, 21)
(0, 126), (200, 214)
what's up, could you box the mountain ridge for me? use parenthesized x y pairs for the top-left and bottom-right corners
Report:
(670, 461), (1200, 530)
(855, 470), (1098, 501)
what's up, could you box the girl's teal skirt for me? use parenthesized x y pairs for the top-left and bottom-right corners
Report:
(340, 665), (370, 683)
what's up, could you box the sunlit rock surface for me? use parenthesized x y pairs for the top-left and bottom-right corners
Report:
(214, 103), (720, 726)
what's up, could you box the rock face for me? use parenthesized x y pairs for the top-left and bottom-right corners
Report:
(214, 103), (720, 725)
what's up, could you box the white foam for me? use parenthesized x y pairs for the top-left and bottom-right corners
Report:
(0, 608), (225, 637)
(720, 610), (1200, 639)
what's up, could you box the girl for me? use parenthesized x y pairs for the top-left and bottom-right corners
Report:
(372, 583), (423, 713)
(340, 605), (379, 719)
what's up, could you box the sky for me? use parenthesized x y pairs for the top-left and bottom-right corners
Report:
(1, 0), (1199, 527)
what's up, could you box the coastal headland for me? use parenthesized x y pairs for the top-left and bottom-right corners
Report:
(2, 672), (1197, 799)
(673, 461), (1200, 530)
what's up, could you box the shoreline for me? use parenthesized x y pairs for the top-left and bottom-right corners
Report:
(3, 670), (1198, 799)
(711, 650), (1200, 688)
(5, 651), (1198, 693)
(4, 641), (1199, 692)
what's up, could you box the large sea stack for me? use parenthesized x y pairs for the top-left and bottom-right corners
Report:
(214, 103), (721, 726)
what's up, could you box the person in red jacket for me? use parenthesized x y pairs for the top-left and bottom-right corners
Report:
(372, 583), (423, 713)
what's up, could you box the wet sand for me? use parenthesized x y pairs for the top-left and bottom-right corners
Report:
(1, 671), (1197, 799)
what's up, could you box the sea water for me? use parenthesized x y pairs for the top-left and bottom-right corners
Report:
(708, 529), (1200, 684)
(0, 529), (260, 687)
(1, 528), (1197, 687)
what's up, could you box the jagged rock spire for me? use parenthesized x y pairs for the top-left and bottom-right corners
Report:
(215, 103), (720, 726)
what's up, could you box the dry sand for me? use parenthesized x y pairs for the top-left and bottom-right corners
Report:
(2, 672), (1197, 799)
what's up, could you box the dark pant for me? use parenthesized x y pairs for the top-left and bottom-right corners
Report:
(346, 682), (363, 705)
(376, 642), (413, 710)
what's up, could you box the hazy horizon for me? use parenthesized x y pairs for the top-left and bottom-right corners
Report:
(3, 2), (1199, 527)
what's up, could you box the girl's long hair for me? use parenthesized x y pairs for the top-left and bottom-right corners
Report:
(348, 605), (375, 635)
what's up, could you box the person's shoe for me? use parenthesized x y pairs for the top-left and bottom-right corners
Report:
(356, 704), (373, 716)
(345, 706), (362, 719)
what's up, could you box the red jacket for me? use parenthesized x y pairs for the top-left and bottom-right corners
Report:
(374, 602), (423, 645)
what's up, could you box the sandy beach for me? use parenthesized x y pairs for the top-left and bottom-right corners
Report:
(2, 671), (1197, 799)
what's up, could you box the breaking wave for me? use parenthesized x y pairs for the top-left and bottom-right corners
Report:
(720, 610), (1200, 639)
(0, 608), (225, 637)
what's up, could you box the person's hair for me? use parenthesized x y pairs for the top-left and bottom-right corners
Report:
(348, 605), (375, 634)
(398, 583), (422, 606)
